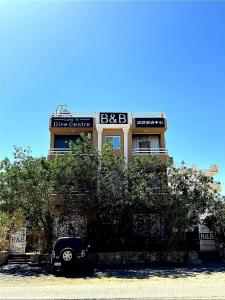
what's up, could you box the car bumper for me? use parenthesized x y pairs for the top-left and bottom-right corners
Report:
(53, 261), (62, 267)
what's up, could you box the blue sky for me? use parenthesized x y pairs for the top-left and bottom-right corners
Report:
(0, 1), (225, 193)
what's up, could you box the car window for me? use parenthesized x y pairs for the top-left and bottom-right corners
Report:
(54, 238), (85, 252)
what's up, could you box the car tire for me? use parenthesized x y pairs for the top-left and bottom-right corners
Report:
(60, 248), (73, 263)
(51, 266), (61, 276)
(81, 257), (94, 275)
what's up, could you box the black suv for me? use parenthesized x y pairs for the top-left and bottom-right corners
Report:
(51, 237), (92, 274)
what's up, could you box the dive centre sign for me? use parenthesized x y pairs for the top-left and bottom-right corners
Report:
(51, 117), (93, 128)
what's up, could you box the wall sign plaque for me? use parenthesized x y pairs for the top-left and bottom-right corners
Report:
(199, 224), (216, 252)
(51, 117), (93, 128)
(135, 118), (165, 128)
(10, 228), (26, 254)
(100, 113), (128, 124)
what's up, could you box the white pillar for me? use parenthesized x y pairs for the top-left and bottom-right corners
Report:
(123, 128), (129, 164)
(97, 127), (103, 155)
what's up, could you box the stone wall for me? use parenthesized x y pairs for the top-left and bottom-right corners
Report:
(52, 212), (87, 241)
(97, 251), (201, 265)
(30, 251), (202, 266)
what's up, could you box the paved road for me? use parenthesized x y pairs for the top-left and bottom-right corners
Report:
(1, 263), (225, 299)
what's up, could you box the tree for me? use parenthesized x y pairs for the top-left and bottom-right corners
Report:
(127, 156), (168, 211)
(204, 193), (225, 243)
(165, 163), (217, 249)
(50, 134), (99, 209)
(97, 143), (128, 250)
(0, 147), (52, 252)
(1, 141), (224, 253)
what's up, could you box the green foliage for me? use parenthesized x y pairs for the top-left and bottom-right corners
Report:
(0, 147), (52, 251)
(98, 142), (127, 207)
(127, 156), (168, 210)
(165, 163), (220, 249)
(50, 134), (99, 207)
(0, 139), (224, 252)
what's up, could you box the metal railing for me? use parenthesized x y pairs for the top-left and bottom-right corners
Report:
(50, 112), (166, 118)
(132, 112), (166, 118)
(51, 112), (96, 118)
(132, 148), (168, 155)
(49, 147), (169, 156)
(48, 148), (72, 156)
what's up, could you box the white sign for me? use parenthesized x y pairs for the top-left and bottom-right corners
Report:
(10, 228), (26, 254)
(199, 224), (216, 252)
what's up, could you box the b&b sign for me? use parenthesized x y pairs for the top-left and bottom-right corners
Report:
(10, 228), (26, 254)
(100, 113), (128, 124)
(199, 224), (216, 252)
(200, 233), (215, 240)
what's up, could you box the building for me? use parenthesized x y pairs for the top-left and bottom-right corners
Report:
(192, 165), (222, 193)
(48, 105), (169, 243)
(48, 105), (169, 162)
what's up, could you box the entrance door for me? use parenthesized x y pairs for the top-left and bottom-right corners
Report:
(10, 228), (26, 254)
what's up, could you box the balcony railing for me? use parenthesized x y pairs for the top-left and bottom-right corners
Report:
(51, 112), (166, 118)
(132, 112), (166, 118)
(48, 148), (72, 156)
(51, 112), (96, 118)
(49, 147), (168, 157)
(132, 148), (168, 155)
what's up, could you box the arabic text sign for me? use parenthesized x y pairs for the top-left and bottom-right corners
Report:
(135, 118), (165, 128)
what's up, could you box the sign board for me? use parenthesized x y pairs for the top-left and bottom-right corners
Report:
(100, 113), (128, 124)
(135, 118), (165, 128)
(51, 117), (93, 128)
(199, 224), (216, 252)
(10, 228), (26, 254)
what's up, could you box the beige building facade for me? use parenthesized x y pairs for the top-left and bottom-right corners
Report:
(48, 106), (169, 162)
(192, 164), (222, 193)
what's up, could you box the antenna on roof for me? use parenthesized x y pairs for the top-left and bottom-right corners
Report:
(56, 105), (70, 115)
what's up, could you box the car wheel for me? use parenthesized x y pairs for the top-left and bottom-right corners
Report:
(61, 248), (73, 262)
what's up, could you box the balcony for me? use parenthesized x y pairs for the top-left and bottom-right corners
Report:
(132, 134), (168, 157)
(132, 148), (168, 156)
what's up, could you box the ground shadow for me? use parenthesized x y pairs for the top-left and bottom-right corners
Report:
(0, 264), (51, 278)
(94, 263), (225, 280)
(1, 262), (225, 279)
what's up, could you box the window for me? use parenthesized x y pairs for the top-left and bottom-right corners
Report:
(132, 134), (160, 149)
(105, 136), (120, 150)
(139, 140), (151, 149)
(54, 135), (80, 148)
